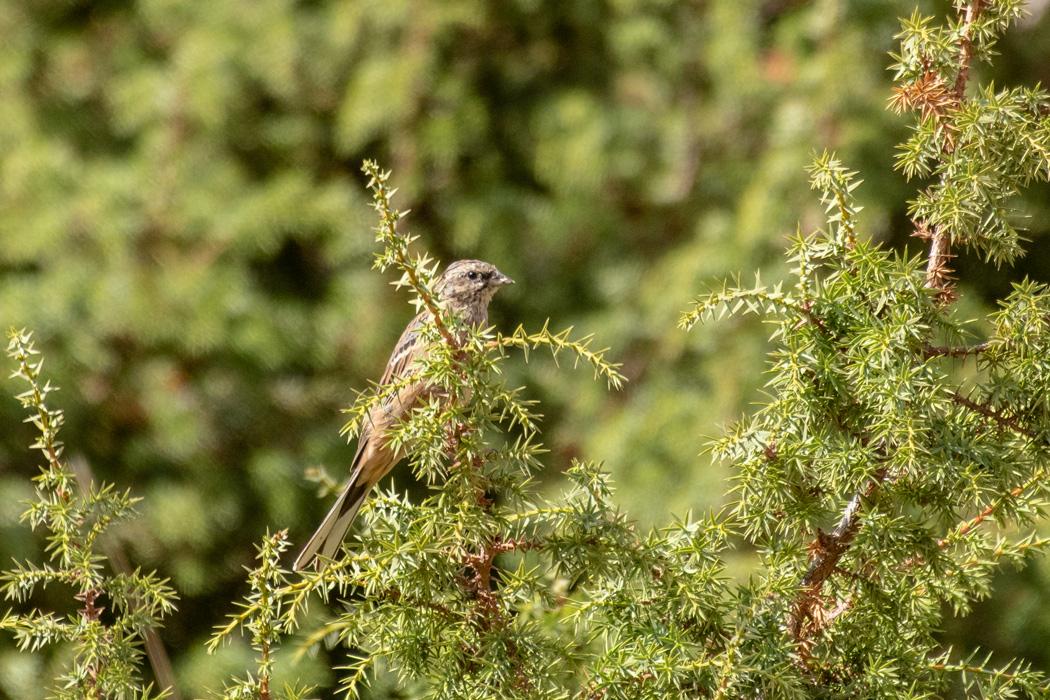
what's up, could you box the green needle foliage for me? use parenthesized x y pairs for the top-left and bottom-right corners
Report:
(211, 163), (634, 699)
(208, 530), (311, 700)
(678, 1), (1050, 697)
(890, 2), (1050, 268)
(4, 2), (1050, 699)
(1, 330), (177, 700)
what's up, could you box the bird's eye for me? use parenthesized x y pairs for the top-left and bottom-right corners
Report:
(467, 271), (479, 280)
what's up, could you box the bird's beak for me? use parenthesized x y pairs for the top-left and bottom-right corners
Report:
(494, 272), (515, 286)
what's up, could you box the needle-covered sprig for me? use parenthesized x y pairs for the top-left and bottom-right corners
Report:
(209, 165), (667, 700)
(2, 329), (177, 700)
(680, 2), (1050, 694)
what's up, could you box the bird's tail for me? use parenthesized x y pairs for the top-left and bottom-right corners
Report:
(293, 473), (372, 571)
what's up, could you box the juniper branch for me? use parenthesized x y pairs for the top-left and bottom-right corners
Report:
(497, 322), (626, 388)
(362, 160), (460, 350)
(922, 340), (992, 358)
(680, 285), (829, 334)
(948, 390), (1039, 439)
(939, 470), (1049, 547)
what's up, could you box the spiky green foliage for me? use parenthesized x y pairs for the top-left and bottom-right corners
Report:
(890, 3), (1050, 267)
(1, 330), (177, 700)
(686, 154), (1050, 698)
(7, 2), (1050, 689)
(675, 2), (1050, 696)
(208, 530), (311, 700)
(3, 2), (1050, 699)
(216, 12), (1050, 689)
(210, 163), (637, 699)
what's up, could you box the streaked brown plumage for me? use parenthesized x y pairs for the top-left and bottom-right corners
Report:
(293, 260), (514, 571)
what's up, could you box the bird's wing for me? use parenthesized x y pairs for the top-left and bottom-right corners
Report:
(348, 310), (429, 474)
(294, 312), (432, 571)
(378, 311), (429, 385)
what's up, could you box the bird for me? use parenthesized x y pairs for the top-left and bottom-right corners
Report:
(294, 259), (514, 571)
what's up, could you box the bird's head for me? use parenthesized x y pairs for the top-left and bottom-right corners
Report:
(436, 260), (514, 313)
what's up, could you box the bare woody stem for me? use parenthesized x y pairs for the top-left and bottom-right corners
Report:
(395, 245), (461, 350)
(788, 466), (887, 643)
(925, 226), (953, 292)
(922, 341), (992, 359)
(924, 0), (986, 293)
(792, 361), (1001, 644)
(953, 0), (986, 101)
(938, 470), (1046, 547)
(260, 640), (271, 700)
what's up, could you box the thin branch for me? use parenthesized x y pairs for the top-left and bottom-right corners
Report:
(929, 658), (1048, 691)
(922, 341), (992, 359)
(950, 537), (1050, 570)
(496, 322), (627, 389)
(680, 288), (832, 335)
(70, 456), (182, 700)
(948, 390), (1038, 439)
(953, 0), (987, 101)
(938, 472), (1047, 546)
(363, 162), (460, 350)
(923, 0), (987, 295)
(788, 464), (888, 644)
(938, 388), (1050, 546)
(259, 641), (271, 700)
(380, 587), (462, 624)
(925, 224), (954, 293)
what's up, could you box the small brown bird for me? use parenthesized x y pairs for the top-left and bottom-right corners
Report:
(294, 260), (514, 571)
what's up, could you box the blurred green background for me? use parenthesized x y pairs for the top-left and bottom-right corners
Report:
(1, 0), (1049, 696)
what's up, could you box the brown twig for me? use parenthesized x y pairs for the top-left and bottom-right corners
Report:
(70, 456), (183, 700)
(921, 0), (987, 297)
(937, 474), (1044, 547)
(922, 341), (992, 359)
(954, 0), (986, 101)
(260, 641), (271, 700)
(458, 536), (538, 692)
(788, 467), (887, 645)
(74, 587), (104, 699)
(937, 389), (1050, 546)
(925, 224), (955, 295)
(463, 536), (537, 599)
(948, 390), (1037, 439)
